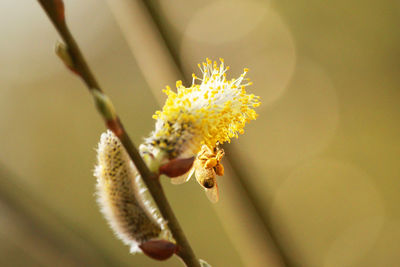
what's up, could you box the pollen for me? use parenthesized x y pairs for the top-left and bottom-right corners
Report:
(145, 58), (261, 158)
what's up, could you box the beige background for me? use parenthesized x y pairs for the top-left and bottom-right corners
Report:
(0, 0), (399, 266)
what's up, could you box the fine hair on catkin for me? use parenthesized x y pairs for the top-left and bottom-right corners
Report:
(94, 130), (166, 253)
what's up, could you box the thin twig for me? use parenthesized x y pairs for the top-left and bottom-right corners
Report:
(36, 1), (200, 266)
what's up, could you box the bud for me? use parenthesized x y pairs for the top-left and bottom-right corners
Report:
(94, 131), (174, 256)
(54, 40), (76, 73)
(159, 157), (194, 178)
(92, 90), (117, 121)
(139, 239), (177, 261)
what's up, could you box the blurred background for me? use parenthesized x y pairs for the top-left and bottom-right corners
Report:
(0, 0), (399, 266)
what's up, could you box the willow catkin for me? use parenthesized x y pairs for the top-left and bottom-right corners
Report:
(94, 130), (167, 253)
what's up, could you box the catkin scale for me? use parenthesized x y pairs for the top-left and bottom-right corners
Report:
(95, 130), (164, 253)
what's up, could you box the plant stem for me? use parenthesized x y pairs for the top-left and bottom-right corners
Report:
(36, 1), (200, 266)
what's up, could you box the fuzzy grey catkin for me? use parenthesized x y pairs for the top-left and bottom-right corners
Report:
(94, 130), (168, 253)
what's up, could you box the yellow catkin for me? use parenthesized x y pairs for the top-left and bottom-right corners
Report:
(94, 130), (165, 253)
(142, 58), (260, 160)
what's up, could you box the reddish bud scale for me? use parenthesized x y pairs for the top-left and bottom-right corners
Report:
(106, 119), (123, 137)
(159, 157), (194, 178)
(139, 239), (177, 261)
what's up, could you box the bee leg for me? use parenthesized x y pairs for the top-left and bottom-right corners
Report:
(216, 150), (225, 162)
(214, 163), (224, 176)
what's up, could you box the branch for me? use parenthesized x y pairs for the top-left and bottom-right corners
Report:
(36, 1), (200, 266)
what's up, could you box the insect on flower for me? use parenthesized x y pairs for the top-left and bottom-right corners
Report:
(193, 145), (225, 203)
(143, 58), (261, 202)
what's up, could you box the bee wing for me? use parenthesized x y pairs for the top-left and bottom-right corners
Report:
(205, 182), (219, 203)
(170, 167), (194, 185)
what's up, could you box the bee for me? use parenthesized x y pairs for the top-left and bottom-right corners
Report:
(165, 144), (225, 203)
(194, 144), (225, 203)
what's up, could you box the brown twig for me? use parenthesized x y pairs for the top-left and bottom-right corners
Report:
(36, 1), (200, 266)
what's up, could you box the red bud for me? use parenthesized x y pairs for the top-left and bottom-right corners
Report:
(106, 119), (123, 138)
(159, 157), (194, 178)
(139, 239), (177, 261)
